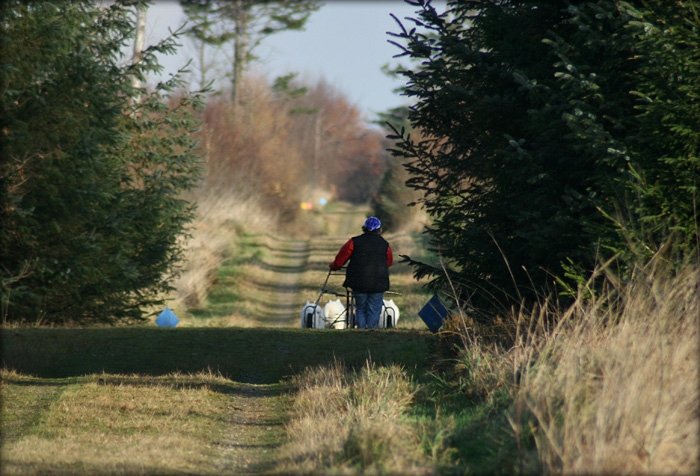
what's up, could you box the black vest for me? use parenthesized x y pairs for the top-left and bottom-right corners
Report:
(343, 233), (390, 293)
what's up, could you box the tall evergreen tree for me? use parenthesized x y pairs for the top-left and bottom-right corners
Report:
(1, 0), (205, 324)
(388, 0), (699, 316)
(619, 0), (700, 261)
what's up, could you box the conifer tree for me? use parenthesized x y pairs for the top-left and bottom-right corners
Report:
(618, 0), (700, 262)
(1, 0), (206, 324)
(388, 0), (699, 316)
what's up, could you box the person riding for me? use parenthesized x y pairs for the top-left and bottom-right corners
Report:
(329, 217), (393, 329)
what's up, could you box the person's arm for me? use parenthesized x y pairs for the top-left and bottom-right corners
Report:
(387, 245), (393, 267)
(330, 239), (354, 270)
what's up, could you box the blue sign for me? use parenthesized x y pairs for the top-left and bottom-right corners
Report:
(418, 295), (447, 333)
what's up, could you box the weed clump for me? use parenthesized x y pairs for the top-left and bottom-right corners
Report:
(275, 261), (699, 475)
(513, 265), (699, 474)
(274, 359), (429, 475)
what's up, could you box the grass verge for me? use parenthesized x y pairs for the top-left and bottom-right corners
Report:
(272, 359), (428, 475)
(1, 327), (436, 383)
(513, 264), (699, 474)
(271, 262), (699, 475)
(1, 327), (437, 474)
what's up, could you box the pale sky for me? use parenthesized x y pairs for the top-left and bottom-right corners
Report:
(141, 0), (445, 123)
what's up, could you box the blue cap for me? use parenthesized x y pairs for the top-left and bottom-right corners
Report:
(363, 216), (381, 231)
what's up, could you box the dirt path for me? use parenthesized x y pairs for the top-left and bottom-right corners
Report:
(212, 383), (288, 475)
(222, 204), (372, 327)
(254, 237), (312, 326)
(189, 205), (426, 473)
(204, 227), (348, 472)
(1, 207), (433, 475)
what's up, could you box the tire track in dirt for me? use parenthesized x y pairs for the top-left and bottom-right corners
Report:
(209, 234), (342, 474)
(251, 234), (347, 326)
(256, 237), (312, 326)
(246, 205), (368, 326)
(212, 383), (287, 475)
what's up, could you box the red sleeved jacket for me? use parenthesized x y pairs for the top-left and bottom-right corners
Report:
(329, 238), (393, 271)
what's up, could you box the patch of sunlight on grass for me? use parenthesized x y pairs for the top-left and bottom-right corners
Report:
(1, 371), (247, 476)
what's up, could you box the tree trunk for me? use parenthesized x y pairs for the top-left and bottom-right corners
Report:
(131, 5), (147, 92)
(232, 0), (249, 107)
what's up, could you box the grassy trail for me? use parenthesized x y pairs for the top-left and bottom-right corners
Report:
(183, 203), (370, 327)
(1, 204), (437, 475)
(1, 328), (437, 475)
(253, 237), (313, 326)
(184, 203), (430, 329)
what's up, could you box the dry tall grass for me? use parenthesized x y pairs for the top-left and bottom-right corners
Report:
(171, 185), (277, 312)
(513, 264), (699, 474)
(273, 360), (432, 475)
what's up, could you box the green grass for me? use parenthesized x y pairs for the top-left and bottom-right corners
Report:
(1, 327), (437, 383)
(408, 382), (538, 475)
(1, 211), (450, 474)
(1, 327), (438, 475)
(1, 368), (288, 475)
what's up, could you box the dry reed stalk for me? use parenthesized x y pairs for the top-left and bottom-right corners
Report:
(515, 266), (699, 474)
